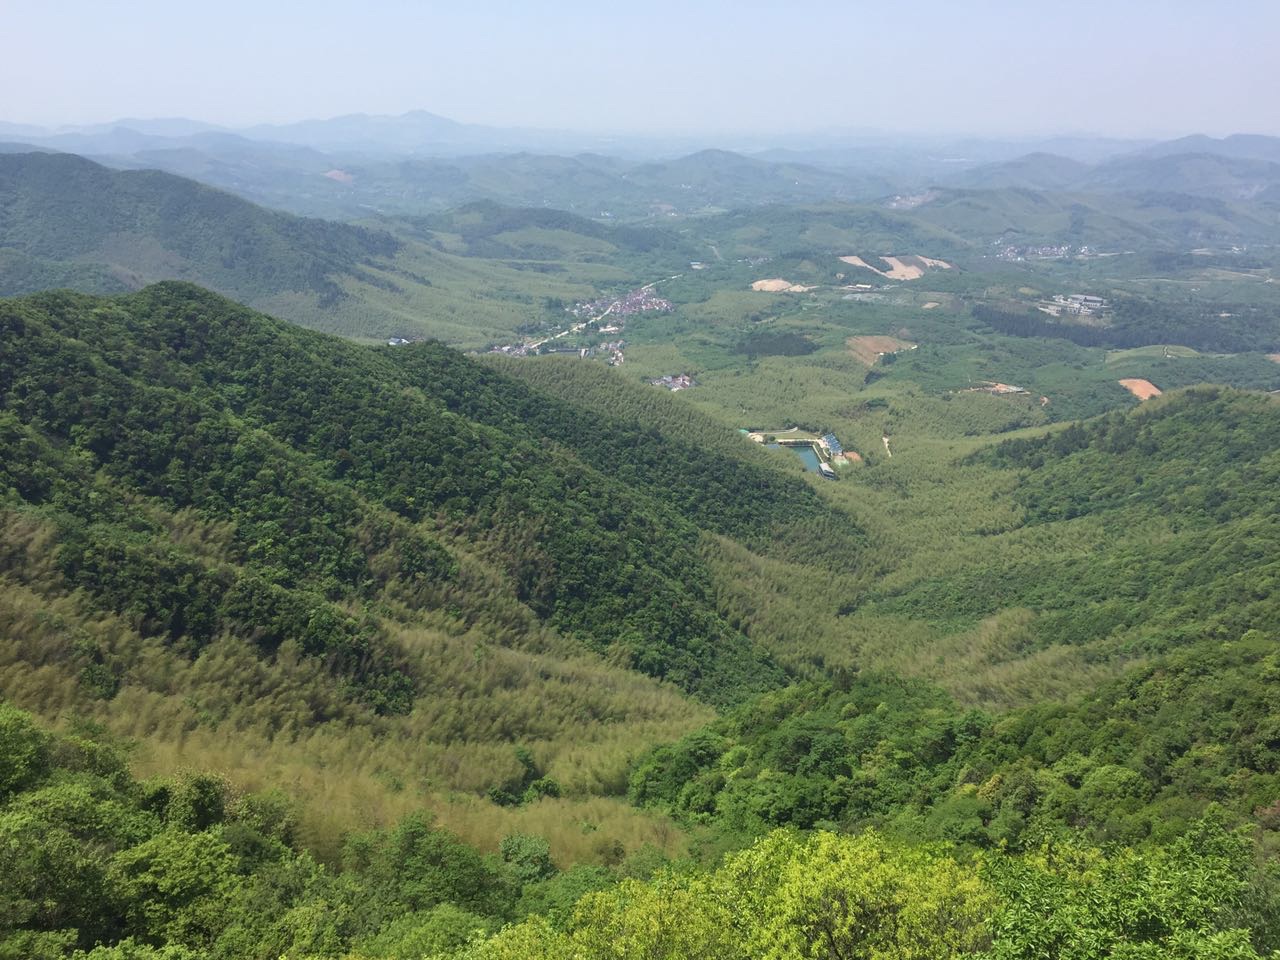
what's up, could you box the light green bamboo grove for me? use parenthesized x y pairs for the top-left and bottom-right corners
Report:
(4, 700), (1270, 960)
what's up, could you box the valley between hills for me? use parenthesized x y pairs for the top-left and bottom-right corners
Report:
(2, 127), (1280, 958)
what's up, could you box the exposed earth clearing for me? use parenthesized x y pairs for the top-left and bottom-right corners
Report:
(847, 335), (918, 366)
(839, 255), (953, 280)
(1119, 378), (1163, 399)
(751, 278), (813, 292)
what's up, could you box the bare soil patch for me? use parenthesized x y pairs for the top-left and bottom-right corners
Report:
(1118, 378), (1162, 400)
(838, 255), (953, 281)
(751, 278), (812, 293)
(847, 335), (918, 367)
(1267, 354), (1280, 364)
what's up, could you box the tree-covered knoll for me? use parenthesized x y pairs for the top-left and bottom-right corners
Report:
(629, 631), (1280, 851)
(851, 388), (1279, 649)
(986, 387), (1278, 524)
(5, 699), (1274, 960)
(695, 203), (970, 261)
(975, 300), (1280, 354)
(914, 185), (1280, 249)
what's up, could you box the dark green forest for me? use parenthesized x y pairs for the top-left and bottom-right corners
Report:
(973, 302), (1280, 354)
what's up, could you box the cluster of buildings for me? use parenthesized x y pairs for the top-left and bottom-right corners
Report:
(967, 380), (1029, 395)
(569, 287), (674, 319)
(487, 280), (678, 366)
(884, 190), (939, 210)
(649, 374), (696, 391)
(489, 342), (537, 358)
(994, 243), (1098, 261)
(1042, 293), (1109, 318)
(580, 340), (627, 366)
(745, 428), (853, 479)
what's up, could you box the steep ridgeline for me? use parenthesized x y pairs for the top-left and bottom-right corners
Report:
(0, 151), (398, 303)
(631, 389), (1280, 845)
(391, 349), (868, 571)
(0, 283), (875, 709)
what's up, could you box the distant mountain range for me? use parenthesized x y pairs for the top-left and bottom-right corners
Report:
(4, 146), (1279, 344)
(6, 111), (1279, 226)
(0, 111), (1158, 162)
(952, 142), (1280, 203)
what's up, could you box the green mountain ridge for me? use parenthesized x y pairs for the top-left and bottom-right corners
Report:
(3, 282), (872, 707)
(0, 152), (692, 346)
(0, 151), (400, 302)
(951, 147), (1280, 204)
(4, 281), (1280, 957)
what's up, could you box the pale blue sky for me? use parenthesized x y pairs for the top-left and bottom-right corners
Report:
(4, 0), (1276, 137)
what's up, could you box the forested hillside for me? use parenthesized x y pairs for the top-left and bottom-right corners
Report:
(4, 284), (1280, 957)
(0, 152), (399, 303)
(624, 388), (1280, 842)
(1, 283), (874, 706)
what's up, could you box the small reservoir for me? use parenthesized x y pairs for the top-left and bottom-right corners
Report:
(789, 445), (823, 473)
(767, 442), (822, 473)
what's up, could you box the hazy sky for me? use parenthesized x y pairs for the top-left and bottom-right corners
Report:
(5, 0), (1277, 138)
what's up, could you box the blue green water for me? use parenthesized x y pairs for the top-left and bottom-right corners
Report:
(766, 442), (822, 472)
(790, 445), (822, 472)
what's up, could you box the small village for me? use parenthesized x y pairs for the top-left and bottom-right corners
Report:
(568, 287), (674, 320)
(488, 280), (677, 365)
(995, 243), (1098, 261)
(649, 373), (697, 391)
